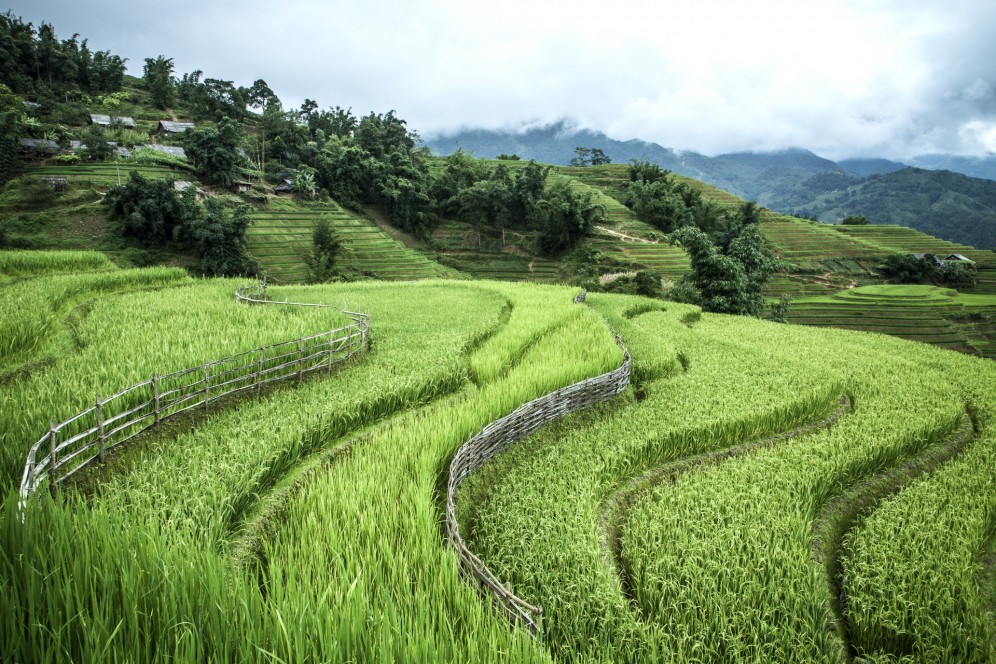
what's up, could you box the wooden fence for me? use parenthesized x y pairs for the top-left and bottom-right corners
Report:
(19, 282), (370, 504)
(446, 296), (631, 635)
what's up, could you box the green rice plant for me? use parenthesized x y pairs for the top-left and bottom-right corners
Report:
(466, 282), (584, 384)
(0, 280), (615, 661)
(840, 348), (996, 662)
(457, 294), (850, 661)
(0, 266), (190, 380)
(255, 304), (619, 662)
(0, 250), (114, 277)
(619, 341), (972, 661)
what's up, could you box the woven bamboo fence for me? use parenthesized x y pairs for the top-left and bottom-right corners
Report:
(446, 295), (631, 635)
(19, 281), (370, 504)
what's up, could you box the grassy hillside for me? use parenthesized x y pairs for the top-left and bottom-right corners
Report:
(247, 203), (462, 282)
(787, 167), (996, 250)
(2, 256), (994, 661)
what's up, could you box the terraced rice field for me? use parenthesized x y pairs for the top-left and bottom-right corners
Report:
(787, 284), (996, 358)
(247, 207), (461, 282)
(24, 163), (186, 188)
(832, 224), (994, 262)
(1, 251), (994, 662)
(759, 215), (882, 271)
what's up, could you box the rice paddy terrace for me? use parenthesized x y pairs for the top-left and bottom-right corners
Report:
(245, 205), (461, 282)
(2, 250), (995, 662)
(8, 158), (996, 360)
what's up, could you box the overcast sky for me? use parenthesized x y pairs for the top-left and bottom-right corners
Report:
(8, 0), (996, 159)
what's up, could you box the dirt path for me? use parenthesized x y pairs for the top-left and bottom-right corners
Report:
(594, 225), (657, 244)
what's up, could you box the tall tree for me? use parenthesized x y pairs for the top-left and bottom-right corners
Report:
(535, 179), (604, 255)
(183, 117), (245, 188)
(143, 55), (174, 109)
(306, 218), (341, 283)
(190, 199), (253, 277)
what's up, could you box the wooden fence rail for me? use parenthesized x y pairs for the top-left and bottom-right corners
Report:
(446, 294), (630, 636)
(19, 281), (370, 505)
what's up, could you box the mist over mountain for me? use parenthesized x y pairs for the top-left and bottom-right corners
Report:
(425, 124), (996, 249)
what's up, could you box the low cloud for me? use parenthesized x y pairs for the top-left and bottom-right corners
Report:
(7, 0), (996, 159)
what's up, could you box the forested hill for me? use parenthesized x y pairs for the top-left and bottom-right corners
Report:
(784, 167), (996, 250)
(427, 126), (996, 249)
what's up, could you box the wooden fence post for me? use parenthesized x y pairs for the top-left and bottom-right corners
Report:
(48, 420), (57, 499)
(203, 358), (210, 415)
(328, 330), (335, 372)
(297, 337), (304, 384)
(152, 373), (160, 425)
(97, 394), (105, 463)
(257, 347), (265, 396)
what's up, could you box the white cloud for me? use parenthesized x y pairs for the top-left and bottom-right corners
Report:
(6, 0), (996, 159)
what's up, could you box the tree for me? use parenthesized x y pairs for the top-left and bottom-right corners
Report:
(82, 125), (112, 161)
(294, 166), (317, 200)
(535, 180), (604, 255)
(670, 218), (781, 316)
(842, 214), (870, 225)
(628, 159), (669, 184)
(626, 178), (690, 232)
(0, 83), (25, 186)
(570, 146), (611, 167)
(189, 199), (253, 277)
(458, 178), (511, 247)
(143, 55), (174, 109)
(243, 79), (278, 111)
(306, 218), (342, 283)
(103, 171), (199, 246)
(771, 294), (791, 323)
(183, 116), (245, 188)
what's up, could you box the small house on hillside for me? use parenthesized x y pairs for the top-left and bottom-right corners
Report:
(174, 180), (205, 199)
(944, 254), (974, 264)
(157, 120), (195, 134)
(912, 253), (945, 267)
(273, 178), (295, 194)
(17, 137), (59, 152)
(90, 114), (136, 128)
(232, 181), (253, 194)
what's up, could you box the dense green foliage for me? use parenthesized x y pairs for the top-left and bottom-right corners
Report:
(877, 252), (977, 288)
(191, 199), (254, 277)
(143, 55), (174, 109)
(534, 179), (605, 255)
(306, 218), (341, 283)
(183, 116), (245, 188)
(103, 171), (200, 245)
(622, 161), (782, 314)
(0, 83), (24, 186)
(0, 12), (126, 96)
(103, 171), (254, 277)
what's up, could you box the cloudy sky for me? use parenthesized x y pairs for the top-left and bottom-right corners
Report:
(8, 0), (996, 159)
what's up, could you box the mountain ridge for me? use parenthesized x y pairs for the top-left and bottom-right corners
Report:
(425, 123), (996, 249)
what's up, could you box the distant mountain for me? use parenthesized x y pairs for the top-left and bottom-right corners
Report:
(906, 154), (996, 182)
(785, 168), (996, 250)
(425, 125), (996, 248)
(837, 158), (908, 177)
